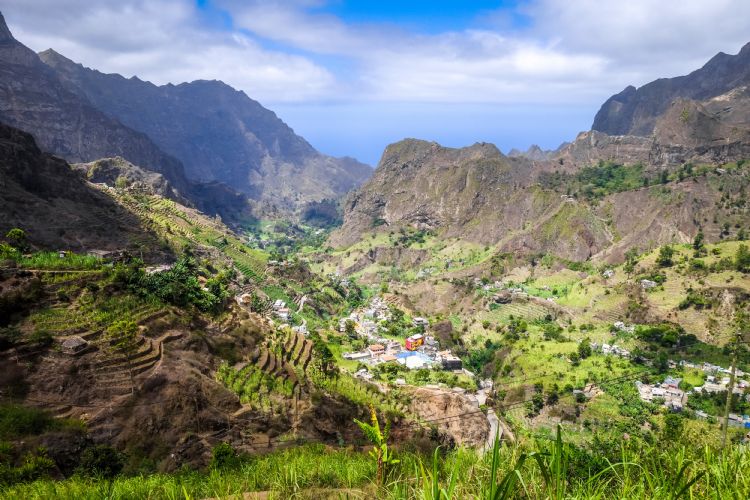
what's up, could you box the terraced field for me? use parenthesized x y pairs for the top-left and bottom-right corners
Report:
(116, 193), (267, 281)
(484, 300), (553, 322)
(217, 329), (315, 407)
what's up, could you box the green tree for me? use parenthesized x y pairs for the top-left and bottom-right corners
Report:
(624, 248), (639, 276)
(249, 293), (268, 313)
(5, 228), (28, 252)
(656, 245), (675, 267)
(735, 244), (750, 273)
(345, 319), (357, 339)
(210, 442), (239, 470)
(114, 175), (129, 189)
(77, 445), (125, 479)
(578, 338), (592, 359)
(693, 230), (706, 256)
(389, 305), (405, 325)
(662, 413), (684, 442)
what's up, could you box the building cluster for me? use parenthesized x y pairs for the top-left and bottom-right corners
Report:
(338, 296), (392, 339)
(272, 299), (291, 322)
(635, 376), (686, 411)
(613, 321), (636, 334)
(640, 279), (658, 290)
(679, 360), (747, 379)
(341, 298), (463, 372)
(692, 374), (749, 395)
(591, 342), (631, 359)
(634, 361), (750, 420)
(326, 272), (351, 289)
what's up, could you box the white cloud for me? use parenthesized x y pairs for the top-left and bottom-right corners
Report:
(3, 0), (749, 105)
(522, 0), (750, 83)
(2, 0), (336, 102)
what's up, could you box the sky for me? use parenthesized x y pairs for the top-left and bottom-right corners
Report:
(3, 0), (750, 165)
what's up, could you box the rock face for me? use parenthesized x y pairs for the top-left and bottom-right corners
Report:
(0, 14), (188, 196)
(408, 387), (489, 447)
(72, 157), (180, 201)
(592, 42), (750, 136)
(0, 13), (257, 222)
(39, 49), (372, 212)
(0, 122), (165, 255)
(331, 134), (749, 263)
(330, 139), (546, 248)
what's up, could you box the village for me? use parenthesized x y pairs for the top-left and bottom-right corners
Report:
(234, 280), (750, 426)
(338, 296), (465, 373)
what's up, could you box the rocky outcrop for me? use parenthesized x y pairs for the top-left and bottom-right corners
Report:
(408, 387), (489, 447)
(344, 246), (430, 274)
(0, 14), (188, 195)
(39, 49), (371, 212)
(73, 157), (180, 201)
(592, 41), (750, 136)
(330, 139), (544, 248)
(331, 131), (749, 264)
(0, 122), (166, 255)
(508, 144), (552, 161)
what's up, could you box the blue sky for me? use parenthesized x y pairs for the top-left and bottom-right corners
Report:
(5, 1), (750, 165)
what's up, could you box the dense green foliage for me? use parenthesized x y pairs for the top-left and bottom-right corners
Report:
(0, 405), (58, 440)
(539, 161), (648, 200)
(114, 256), (230, 313)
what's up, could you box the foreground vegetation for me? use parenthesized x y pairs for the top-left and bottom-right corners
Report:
(2, 423), (748, 499)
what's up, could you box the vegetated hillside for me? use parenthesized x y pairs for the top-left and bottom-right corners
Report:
(39, 49), (372, 213)
(0, 163), (457, 476)
(0, 122), (166, 255)
(592, 41), (750, 136)
(329, 136), (749, 266)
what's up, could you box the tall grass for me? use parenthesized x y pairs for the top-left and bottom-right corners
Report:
(2, 428), (749, 498)
(17, 252), (102, 270)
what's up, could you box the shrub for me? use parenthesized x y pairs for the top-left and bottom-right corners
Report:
(210, 442), (239, 470)
(77, 445), (125, 479)
(4, 228), (27, 252)
(29, 329), (53, 347)
(736, 244), (750, 273)
(656, 245), (675, 267)
(0, 327), (21, 350)
(0, 405), (57, 439)
(578, 338), (592, 359)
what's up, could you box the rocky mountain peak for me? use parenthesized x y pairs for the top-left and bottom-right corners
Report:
(0, 13), (14, 43)
(593, 42), (750, 136)
(38, 48), (74, 65)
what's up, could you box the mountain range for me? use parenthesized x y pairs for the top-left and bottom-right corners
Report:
(0, 13), (370, 222)
(39, 49), (371, 212)
(330, 42), (750, 264)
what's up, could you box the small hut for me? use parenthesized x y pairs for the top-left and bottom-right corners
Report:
(61, 336), (88, 355)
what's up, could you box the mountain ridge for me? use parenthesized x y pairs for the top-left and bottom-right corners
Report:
(592, 41), (750, 136)
(37, 48), (372, 212)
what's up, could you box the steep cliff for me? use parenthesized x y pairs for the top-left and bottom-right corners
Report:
(592, 42), (750, 136)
